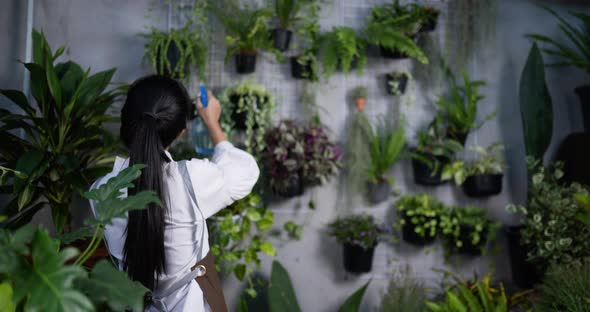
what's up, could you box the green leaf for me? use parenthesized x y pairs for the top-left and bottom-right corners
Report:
(0, 282), (15, 312)
(46, 57), (63, 108)
(338, 281), (370, 312)
(86, 190), (159, 226)
(260, 241), (277, 257)
(76, 260), (148, 311)
(234, 264), (247, 281)
(58, 226), (96, 245)
(83, 164), (145, 201)
(11, 229), (93, 312)
(0, 89), (35, 117)
(246, 208), (262, 222)
(268, 261), (301, 312)
(519, 43), (553, 160)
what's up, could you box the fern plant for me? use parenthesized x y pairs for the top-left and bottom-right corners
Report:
(319, 26), (367, 77)
(275, 0), (305, 30)
(367, 118), (406, 185)
(292, 0), (324, 81)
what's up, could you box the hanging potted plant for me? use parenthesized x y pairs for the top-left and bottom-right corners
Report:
(319, 26), (367, 78)
(439, 206), (499, 256)
(302, 123), (343, 187)
(527, 8), (590, 132)
(418, 7), (440, 33)
(365, 1), (428, 63)
(344, 87), (373, 196)
(395, 194), (443, 246)
(272, 0), (307, 51)
(386, 72), (410, 95)
(211, 1), (279, 74)
(328, 214), (380, 273)
(411, 116), (463, 186)
(219, 81), (276, 157)
(366, 118), (406, 204)
(264, 120), (306, 197)
(290, 1), (322, 80)
(140, 1), (208, 80)
(435, 71), (493, 145)
(442, 144), (506, 197)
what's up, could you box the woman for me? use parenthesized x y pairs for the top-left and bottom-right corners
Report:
(89, 75), (259, 311)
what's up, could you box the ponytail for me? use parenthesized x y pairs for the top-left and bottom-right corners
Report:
(123, 114), (169, 290)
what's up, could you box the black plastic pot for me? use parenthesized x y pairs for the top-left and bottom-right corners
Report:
(555, 132), (590, 186)
(274, 172), (304, 198)
(272, 28), (292, 52)
(380, 46), (409, 59)
(290, 57), (313, 80)
(156, 41), (183, 77)
(367, 181), (390, 204)
(419, 11), (440, 32)
(447, 129), (468, 146)
(235, 52), (257, 74)
(342, 243), (376, 273)
(506, 226), (544, 289)
(453, 224), (487, 256)
(575, 85), (590, 133)
(229, 94), (265, 130)
(385, 73), (409, 95)
(402, 214), (437, 246)
(462, 174), (503, 197)
(411, 153), (449, 186)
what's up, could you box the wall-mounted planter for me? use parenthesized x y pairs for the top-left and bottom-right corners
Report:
(444, 224), (488, 256)
(386, 73), (409, 95)
(342, 243), (376, 273)
(229, 94), (266, 130)
(380, 46), (409, 59)
(156, 40), (185, 77)
(446, 129), (468, 146)
(462, 174), (503, 197)
(402, 214), (437, 246)
(273, 172), (304, 198)
(574, 85), (590, 133)
(290, 57), (313, 80)
(367, 180), (390, 204)
(506, 226), (544, 289)
(272, 29), (292, 52)
(336, 55), (359, 72)
(419, 10), (440, 33)
(411, 153), (449, 186)
(235, 51), (257, 74)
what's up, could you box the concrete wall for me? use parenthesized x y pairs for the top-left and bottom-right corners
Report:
(1, 0), (590, 311)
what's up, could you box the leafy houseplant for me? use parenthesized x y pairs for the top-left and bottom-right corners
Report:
(264, 120), (305, 197)
(365, 1), (428, 63)
(395, 194), (444, 246)
(0, 30), (120, 233)
(366, 119), (406, 204)
(219, 81), (276, 158)
(301, 123), (342, 187)
(379, 266), (427, 312)
(411, 116), (463, 186)
(535, 261), (590, 312)
(272, 0), (305, 51)
(426, 278), (509, 312)
(439, 206), (499, 256)
(211, 1), (278, 74)
(0, 165), (156, 311)
(386, 72), (410, 96)
(290, 0), (323, 81)
(435, 71), (492, 145)
(328, 214), (380, 273)
(209, 192), (276, 298)
(319, 27), (367, 77)
(506, 160), (590, 277)
(442, 144), (506, 197)
(527, 7), (590, 132)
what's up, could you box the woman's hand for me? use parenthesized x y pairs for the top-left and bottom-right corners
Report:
(196, 90), (227, 145)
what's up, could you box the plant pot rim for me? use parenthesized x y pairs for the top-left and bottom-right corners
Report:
(467, 173), (504, 178)
(239, 49), (258, 55)
(386, 72), (409, 78)
(343, 242), (378, 249)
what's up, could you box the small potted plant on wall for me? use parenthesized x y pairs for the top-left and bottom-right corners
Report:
(320, 26), (367, 77)
(328, 214), (380, 273)
(418, 6), (440, 33)
(211, 1), (278, 74)
(365, 2), (428, 63)
(219, 81), (276, 157)
(395, 194), (444, 246)
(272, 0), (306, 51)
(291, 0), (322, 80)
(442, 144), (506, 197)
(435, 71), (493, 145)
(411, 116), (463, 186)
(366, 119), (406, 204)
(386, 72), (410, 95)
(439, 206), (499, 256)
(302, 123), (343, 187)
(264, 120), (306, 197)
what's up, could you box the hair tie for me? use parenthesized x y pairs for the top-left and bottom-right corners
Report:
(143, 112), (159, 121)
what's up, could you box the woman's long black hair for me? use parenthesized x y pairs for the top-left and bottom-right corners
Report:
(120, 75), (191, 290)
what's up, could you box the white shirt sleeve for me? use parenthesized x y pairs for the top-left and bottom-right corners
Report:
(185, 141), (260, 219)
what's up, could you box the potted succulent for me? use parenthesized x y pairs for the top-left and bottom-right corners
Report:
(211, 1), (278, 74)
(418, 7), (440, 33)
(302, 123), (343, 187)
(352, 86), (368, 111)
(442, 144), (506, 197)
(328, 214), (380, 273)
(365, 1), (428, 63)
(439, 206), (499, 256)
(366, 119), (406, 204)
(527, 8), (590, 132)
(386, 72), (410, 95)
(435, 71), (493, 146)
(264, 120), (306, 197)
(0, 30), (120, 233)
(411, 116), (463, 186)
(319, 26), (367, 77)
(395, 194), (444, 246)
(219, 81), (276, 157)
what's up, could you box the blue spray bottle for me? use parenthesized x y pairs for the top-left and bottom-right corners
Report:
(191, 84), (214, 155)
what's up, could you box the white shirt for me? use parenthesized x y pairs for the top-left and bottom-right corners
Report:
(89, 141), (259, 311)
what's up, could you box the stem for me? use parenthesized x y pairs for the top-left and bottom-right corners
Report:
(77, 230), (105, 267)
(74, 225), (100, 266)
